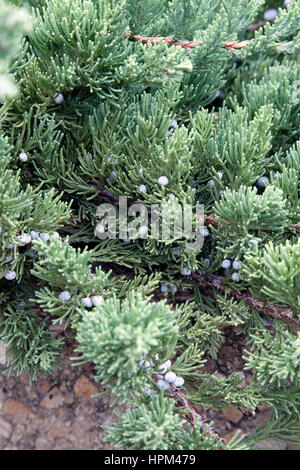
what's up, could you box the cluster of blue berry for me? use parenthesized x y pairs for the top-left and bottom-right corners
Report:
(137, 356), (185, 394)
(1, 228), (56, 281)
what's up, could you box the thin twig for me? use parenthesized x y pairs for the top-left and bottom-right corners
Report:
(124, 31), (284, 51)
(246, 21), (266, 32)
(192, 270), (300, 327)
(153, 375), (227, 447)
(124, 31), (250, 50)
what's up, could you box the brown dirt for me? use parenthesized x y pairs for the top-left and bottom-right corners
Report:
(0, 326), (298, 450)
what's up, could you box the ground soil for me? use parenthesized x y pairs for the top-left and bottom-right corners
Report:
(0, 326), (299, 450)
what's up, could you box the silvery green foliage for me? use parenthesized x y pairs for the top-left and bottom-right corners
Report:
(104, 392), (227, 450)
(0, 0), (32, 101)
(74, 292), (179, 399)
(1, 0), (300, 450)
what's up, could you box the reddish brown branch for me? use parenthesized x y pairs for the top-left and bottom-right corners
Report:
(192, 270), (300, 327)
(246, 21), (266, 32)
(171, 384), (227, 447)
(152, 376), (227, 447)
(124, 31), (285, 52)
(125, 31), (250, 51)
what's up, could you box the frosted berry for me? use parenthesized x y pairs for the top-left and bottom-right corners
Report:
(4, 271), (16, 280)
(82, 297), (93, 308)
(173, 376), (184, 388)
(158, 176), (168, 186)
(157, 379), (170, 391)
(54, 93), (64, 104)
(181, 267), (191, 276)
(257, 176), (270, 188)
(200, 228), (210, 237)
(82, 153), (93, 162)
(164, 371), (177, 383)
(158, 360), (172, 373)
(91, 295), (103, 307)
(17, 233), (31, 245)
(139, 184), (147, 193)
(138, 360), (151, 369)
(160, 284), (168, 293)
(30, 230), (39, 239)
(58, 291), (71, 301)
(39, 232), (50, 241)
(107, 172), (118, 184)
(221, 259), (231, 269)
(233, 260), (242, 270)
(264, 9), (279, 21)
(231, 272), (240, 282)
(18, 152), (28, 162)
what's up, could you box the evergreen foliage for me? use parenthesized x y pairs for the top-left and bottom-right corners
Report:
(0, 0), (300, 450)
